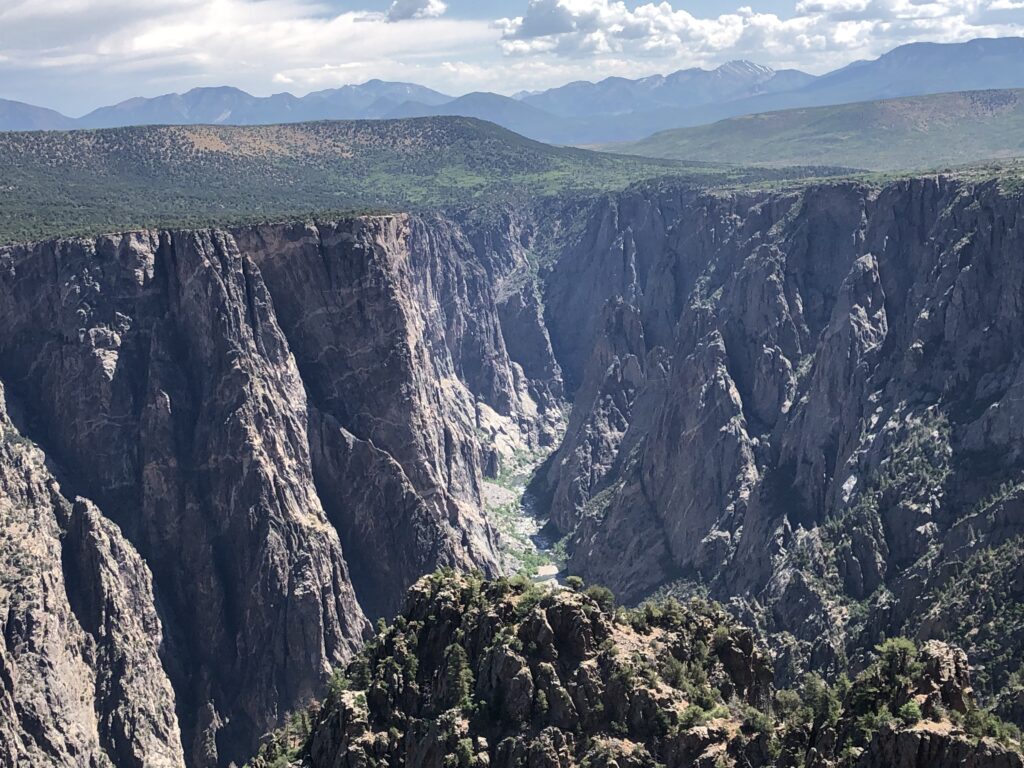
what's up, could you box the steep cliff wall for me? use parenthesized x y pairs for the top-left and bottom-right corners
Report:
(0, 215), (560, 766)
(539, 177), (1024, 706)
(0, 382), (184, 767)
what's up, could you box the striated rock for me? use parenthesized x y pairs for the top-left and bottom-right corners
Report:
(535, 177), (1024, 693)
(544, 299), (650, 533)
(234, 218), (513, 618)
(0, 382), (184, 767)
(0, 212), (562, 766)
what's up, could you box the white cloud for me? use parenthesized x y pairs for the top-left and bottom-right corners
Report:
(386, 0), (447, 22)
(496, 0), (1024, 72)
(0, 0), (491, 113)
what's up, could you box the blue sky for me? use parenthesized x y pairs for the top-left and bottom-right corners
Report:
(1, 0), (1023, 114)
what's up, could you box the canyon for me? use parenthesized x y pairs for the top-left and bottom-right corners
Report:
(2, 173), (1024, 766)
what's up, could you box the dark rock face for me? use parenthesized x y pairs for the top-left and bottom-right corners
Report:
(0, 216), (559, 766)
(233, 218), (507, 619)
(539, 178), (1024, 691)
(857, 726), (1024, 768)
(0, 382), (184, 767)
(0, 229), (371, 767)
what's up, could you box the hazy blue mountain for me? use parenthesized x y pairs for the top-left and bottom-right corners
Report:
(546, 38), (1024, 137)
(78, 86), (265, 129)
(4, 38), (1024, 142)
(520, 60), (816, 118)
(0, 98), (74, 131)
(76, 81), (454, 129)
(699, 37), (1024, 124)
(0, 81), (454, 132)
(789, 37), (1024, 103)
(384, 65), (819, 145)
(299, 80), (452, 119)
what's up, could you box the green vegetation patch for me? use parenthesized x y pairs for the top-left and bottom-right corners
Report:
(0, 116), (862, 244)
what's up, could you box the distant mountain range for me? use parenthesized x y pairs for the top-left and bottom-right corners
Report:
(75, 81), (451, 130)
(615, 88), (1024, 171)
(518, 60), (815, 118)
(386, 60), (818, 145)
(3, 37), (1024, 144)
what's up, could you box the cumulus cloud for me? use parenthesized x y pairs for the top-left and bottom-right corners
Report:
(496, 0), (1024, 70)
(0, 0), (486, 113)
(386, 0), (447, 22)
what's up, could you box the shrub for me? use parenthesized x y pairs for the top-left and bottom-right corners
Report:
(741, 705), (774, 735)
(584, 585), (616, 613)
(327, 669), (349, 702)
(962, 706), (1022, 745)
(455, 738), (474, 768)
(444, 644), (475, 710)
(348, 656), (372, 690)
(854, 705), (894, 742)
(535, 689), (549, 716)
(802, 673), (842, 728)
(774, 689), (803, 723)
(897, 701), (922, 726)
(680, 705), (709, 729)
(711, 625), (732, 651)
(660, 655), (687, 689)
(877, 638), (921, 682)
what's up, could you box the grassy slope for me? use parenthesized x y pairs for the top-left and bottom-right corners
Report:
(0, 116), (839, 245)
(616, 89), (1024, 171)
(0, 117), (633, 242)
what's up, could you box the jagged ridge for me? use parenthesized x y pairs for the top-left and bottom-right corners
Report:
(249, 571), (1023, 768)
(537, 175), (1024, 719)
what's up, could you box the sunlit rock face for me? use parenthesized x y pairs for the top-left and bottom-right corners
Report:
(0, 213), (559, 767)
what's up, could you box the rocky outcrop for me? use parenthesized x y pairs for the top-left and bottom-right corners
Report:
(251, 572), (1023, 768)
(253, 572), (776, 768)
